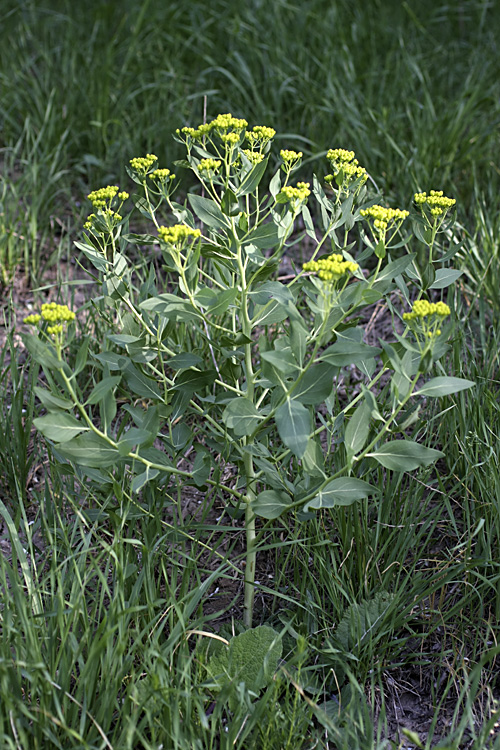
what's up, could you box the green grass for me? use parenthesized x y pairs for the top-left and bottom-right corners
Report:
(2, 0), (500, 746)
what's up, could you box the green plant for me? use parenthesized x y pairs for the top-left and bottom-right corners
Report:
(24, 114), (473, 629)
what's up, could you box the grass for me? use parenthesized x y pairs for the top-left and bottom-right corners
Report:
(1, 0), (500, 747)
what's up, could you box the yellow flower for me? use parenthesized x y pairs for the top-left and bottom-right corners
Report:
(303, 253), (358, 281)
(129, 154), (158, 175)
(414, 190), (456, 217)
(158, 225), (201, 245)
(281, 182), (311, 203)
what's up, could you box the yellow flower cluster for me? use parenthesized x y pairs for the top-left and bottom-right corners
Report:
(303, 254), (358, 281)
(281, 182), (310, 202)
(179, 114), (248, 143)
(327, 148), (355, 163)
(129, 154), (157, 174)
(149, 168), (175, 183)
(414, 190), (456, 217)
(280, 149), (303, 163)
(24, 303), (76, 336)
(158, 225), (201, 245)
(220, 132), (240, 145)
(403, 300), (450, 321)
(241, 149), (265, 164)
(197, 158), (222, 173)
(87, 185), (119, 209)
(360, 205), (409, 233)
(246, 125), (276, 143)
(325, 148), (367, 188)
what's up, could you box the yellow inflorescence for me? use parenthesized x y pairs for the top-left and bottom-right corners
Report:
(24, 303), (76, 335)
(87, 185), (119, 209)
(281, 182), (311, 202)
(149, 168), (175, 182)
(403, 300), (451, 321)
(325, 148), (367, 187)
(241, 149), (265, 164)
(41, 302), (76, 323)
(129, 154), (158, 174)
(303, 254), (358, 281)
(197, 158), (222, 173)
(280, 149), (303, 163)
(414, 190), (456, 217)
(246, 125), (276, 142)
(360, 205), (409, 233)
(158, 225), (201, 245)
(178, 114), (250, 144)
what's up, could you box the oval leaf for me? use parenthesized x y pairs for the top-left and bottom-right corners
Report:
(34, 413), (88, 443)
(367, 440), (443, 471)
(223, 398), (262, 437)
(253, 490), (290, 519)
(304, 477), (378, 510)
(275, 399), (311, 458)
(415, 376), (474, 398)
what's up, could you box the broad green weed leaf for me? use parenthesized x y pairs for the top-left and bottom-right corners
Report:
(374, 254), (416, 282)
(188, 194), (231, 230)
(55, 433), (121, 468)
(34, 386), (73, 411)
(172, 369), (217, 394)
(85, 375), (121, 405)
(223, 398), (262, 437)
(345, 400), (371, 457)
(415, 376), (474, 397)
(34, 413), (88, 443)
(293, 364), (334, 404)
(261, 348), (298, 375)
(304, 477), (378, 510)
(367, 440), (443, 471)
(321, 340), (381, 367)
(251, 300), (289, 327)
(167, 353), (204, 370)
(123, 364), (162, 400)
(23, 334), (63, 370)
(244, 222), (279, 250)
(207, 626), (282, 693)
(253, 490), (290, 519)
(237, 157), (268, 195)
(428, 268), (463, 289)
(131, 467), (160, 493)
(275, 399), (311, 458)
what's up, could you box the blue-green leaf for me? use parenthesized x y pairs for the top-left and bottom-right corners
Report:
(367, 440), (443, 471)
(304, 477), (378, 510)
(253, 490), (290, 519)
(275, 399), (311, 458)
(415, 376), (474, 397)
(188, 194), (231, 230)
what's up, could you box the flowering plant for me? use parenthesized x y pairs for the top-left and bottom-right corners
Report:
(25, 114), (473, 627)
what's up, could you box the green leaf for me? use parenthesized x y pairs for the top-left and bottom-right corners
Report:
(55, 433), (122, 468)
(428, 268), (463, 289)
(34, 413), (88, 443)
(244, 222), (279, 250)
(206, 626), (282, 694)
(261, 348), (298, 375)
(167, 353), (204, 370)
(294, 364), (334, 405)
(74, 240), (110, 272)
(304, 477), (378, 510)
(188, 194), (231, 230)
(251, 300), (288, 328)
(34, 386), (73, 411)
(374, 253), (416, 282)
(223, 398), (262, 437)
(23, 334), (62, 370)
(249, 281), (295, 306)
(301, 439), (325, 478)
(321, 340), (381, 367)
(172, 369), (217, 394)
(367, 440), (444, 471)
(415, 376), (474, 397)
(253, 490), (290, 519)
(85, 375), (122, 405)
(345, 400), (371, 457)
(123, 364), (162, 400)
(275, 399), (311, 458)
(237, 157), (268, 195)
(131, 467), (160, 493)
